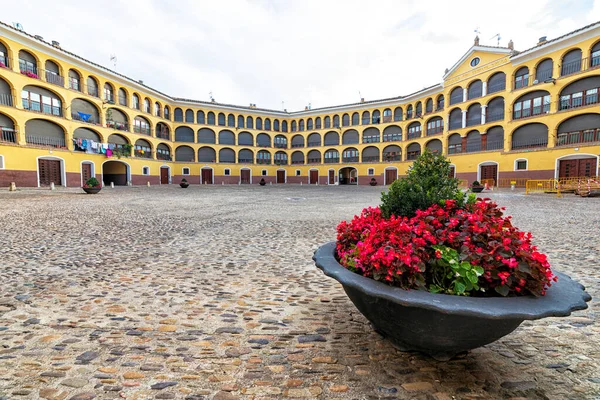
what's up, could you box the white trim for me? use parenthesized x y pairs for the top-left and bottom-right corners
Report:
(554, 153), (600, 179)
(327, 168), (336, 185)
(224, 168), (231, 176)
(182, 167), (191, 175)
(101, 159), (131, 186)
(261, 169), (268, 176)
(308, 168), (319, 184)
(0, 154), (4, 169)
(443, 46), (512, 80)
(514, 158), (528, 171)
(338, 166), (359, 185)
(159, 164), (171, 184)
(200, 166), (214, 184)
(449, 163), (457, 178)
(276, 168), (286, 184)
(367, 168), (375, 176)
(36, 156), (67, 187)
(476, 160), (499, 182)
(79, 160), (95, 186)
(295, 169), (301, 177)
(240, 167), (252, 184)
(142, 165), (150, 176)
(384, 166), (398, 185)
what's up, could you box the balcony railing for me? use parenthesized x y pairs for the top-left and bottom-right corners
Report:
(156, 130), (170, 140)
(307, 141), (320, 147)
(256, 159), (271, 165)
(26, 135), (66, 148)
(535, 69), (553, 82)
(133, 126), (152, 135)
(291, 160), (304, 165)
(486, 140), (504, 151)
(22, 100), (63, 117)
(363, 136), (380, 143)
(307, 158), (321, 164)
(383, 135), (402, 142)
(274, 143), (287, 148)
(486, 110), (505, 122)
(156, 153), (171, 161)
(1, 128), (17, 143)
(291, 143), (304, 148)
(557, 128), (600, 146)
(86, 85), (99, 98)
(135, 150), (152, 158)
(561, 58), (583, 76)
(362, 156), (380, 163)
(45, 71), (64, 87)
(383, 153), (401, 161)
(512, 103), (550, 120)
(71, 111), (99, 125)
(324, 157), (339, 163)
(342, 156), (359, 163)
(559, 88), (599, 111)
(274, 159), (288, 165)
(106, 120), (129, 131)
(0, 93), (14, 107)
(488, 81), (506, 94)
(426, 127), (443, 136)
(511, 138), (548, 150)
(407, 131), (421, 140)
(238, 158), (253, 163)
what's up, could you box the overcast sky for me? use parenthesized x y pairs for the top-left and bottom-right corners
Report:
(3, 0), (599, 111)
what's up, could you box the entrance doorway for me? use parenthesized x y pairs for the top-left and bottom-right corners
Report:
(160, 167), (169, 184)
(385, 168), (398, 185)
(328, 169), (335, 185)
(241, 169), (251, 184)
(559, 158), (597, 178)
(103, 161), (129, 186)
(38, 159), (62, 186)
(81, 163), (93, 185)
(479, 164), (498, 186)
(201, 168), (213, 184)
(276, 170), (285, 184)
(339, 167), (357, 185)
(309, 170), (318, 184)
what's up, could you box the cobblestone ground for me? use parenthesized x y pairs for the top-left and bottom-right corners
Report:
(0, 186), (598, 400)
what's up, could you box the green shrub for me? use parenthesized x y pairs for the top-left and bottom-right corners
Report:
(380, 150), (469, 218)
(181, 178), (188, 183)
(85, 177), (100, 187)
(472, 180), (481, 186)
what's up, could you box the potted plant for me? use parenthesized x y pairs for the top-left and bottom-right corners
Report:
(180, 178), (189, 188)
(313, 151), (590, 360)
(259, 178), (266, 186)
(369, 177), (378, 186)
(471, 180), (484, 193)
(82, 177), (102, 194)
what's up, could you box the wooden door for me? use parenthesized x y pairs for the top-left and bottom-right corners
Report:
(38, 159), (61, 186)
(448, 166), (455, 179)
(328, 170), (335, 185)
(480, 165), (498, 185)
(201, 168), (213, 184)
(241, 169), (251, 184)
(560, 158), (598, 178)
(81, 163), (92, 184)
(309, 170), (318, 184)
(385, 169), (398, 185)
(578, 158), (596, 177)
(276, 170), (285, 184)
(160, 167), (169, 184)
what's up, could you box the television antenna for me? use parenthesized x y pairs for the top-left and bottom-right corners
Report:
(209, 91), (214, 102)
(12, 22), (24, 31)
(490, 33), (501, 46)
(474, 27), (481, 36)
(109, 55), (117, 69)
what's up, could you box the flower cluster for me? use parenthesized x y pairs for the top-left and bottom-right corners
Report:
(21, 70), (39, 79)
(336, 199), (555, 297)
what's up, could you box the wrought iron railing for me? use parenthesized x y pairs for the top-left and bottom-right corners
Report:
(0, 127), (17, 143)
(0, 93), (14, 107)
(26, 135), (65, 148)
(557, 128), (600, 146)
(511, 138), (548, 150)
(45, 70), (64, 87)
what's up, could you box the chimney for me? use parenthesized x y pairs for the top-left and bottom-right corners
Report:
(51, 40), (60, 48)
(34, 35), (43, 41)
(508, 40), (514, 50)
(474, 35), (480, 46)
(360, 98), (365, 103)
(537, 36), (547, 45)
(304, 106), (308, 110)
(138, 79), (144, 84)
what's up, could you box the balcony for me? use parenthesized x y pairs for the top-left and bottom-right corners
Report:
(0, 128), (17, 143)
(291, 143), (304, 148)
(291, 160), (304, 165)
(383, 153), (401, 161)
(238, 158), (253, 163)
(307, 158), (321, 164)
(407, 131), (421, 140)
(362, 136), (380, 143)
(106, 120), (129, 131)
(362, 156), (380, 163)
(256, 159), (271, 165)
(511, 138), (548, 151)
(342, 156), (359, 163)
(19, 62), (39, 79)
(486, 110), (505, 123)
(557, 128), (600, 146)
(26, 135), (66, 148)
(156, 153), (171, 161)
(426, 127), (443, 136)
(135, 149), (152, 158)
(22, 100), (63, 117)
(274, 159), (287, 165)
(558, 88), (599, 111)
(156, 130), (170, 140)
(133, 126), (152, 136)
(485, 140), (504, 151)
(512, 104), (550, 120)
(45, 70), (64, 87)
(324, 157), (339, 164)
(307, 141), (320, 147)
(71, 111), (99, 125)
(274, 143), (287, 149)
(383, 135), (402, 142)
(0, 93), (14, 107)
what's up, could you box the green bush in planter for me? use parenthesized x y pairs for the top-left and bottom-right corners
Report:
(380, 150), (472, 218)
(84, 177), (100, 188)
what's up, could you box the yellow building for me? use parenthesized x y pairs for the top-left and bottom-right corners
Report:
(0, 20), (599, 188)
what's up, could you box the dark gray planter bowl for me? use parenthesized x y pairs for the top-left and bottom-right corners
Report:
(471, 186), (484, 193)
(314, 242), (591, 360)
(82, 187), (101, 194)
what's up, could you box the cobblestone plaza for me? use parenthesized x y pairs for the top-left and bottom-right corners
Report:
(0, 186), (598, 399)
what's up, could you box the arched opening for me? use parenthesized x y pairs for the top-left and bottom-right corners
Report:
(292, 151), (305, 165)
(478, 162), (498, 185)
(449, 108), (462, 129)
(132, 93), (140, 109)
(238, 131), (253, 146)
(103, 82), (114, 103)
(488, 72), (506, 94)
(157, 143), (171, 161)
(307, 150), (321, 164)
(487, 97), (505, 122)
(324, 116), (331, 128)
(384, 167), (398, 185)
(342, 114), (350, 127)
(511, 123), (548, 150)
(246, 116), (253, 129)
(19, 49), (38, 76)
(256, 133), (271, 147)
(406, 142), (421, 160)
(155, 122), (169, 140)
(363, 127), (380, 143)
(449, 86), (463, 105)
(352, 112), (360, 125)
(185, 109), (194, 123)
(44, 60), (63, 86)
(324, 131), (339, 146)
(324, 149), (339, 163)
(315, 117), (321, 129)
(108, 133), (130, 157)
(102, 160), (130, 186)
(228, 114), (235, 127)
(174, 108), (184, 122)
(556, 154), (598, 178)
(218, 113), (226, 126)
(383, 145), (401, 161)
(106, 107), (128, 131)
(448, 133), (462, 154)
(134, 139), (152, 159)
(219, 148), (235, 163)
(274, 134), (287, 148)
(383, 125), (402, 142)
(197, 128), (216, 144)
(73, 127), (101, 151)
(237, 115), (244, 128)
(274, 119), (280, 131)
(164, 106), (170, 120)
(342, 147), (359, 163)
(238, 149), (254, 164)
(561, 48), (582, 76)
(406, 105), (413, 119)
(197, 110), (205, 124)
(535, 58), (554, 82)
(465, 130), (482, 153)
(514, 67), (529, 89)
(198, 147), (216, 163)
(407, 122), (421, 139)
(68, 69), (82, 91)
(80, 161), (95, 186)
(256, 117), (263, 130)
(513, 90), (551, 119)
(414, 104), (421, 118)
(257, 150), (271, 165)
(274, 151), (287, 165)
(281, 120), (288, 132)
(307, 133), (321, 147)
(468, 80), (482, 100)
(22, 85), (63, 116)
(394, 107), (403, 121)
(426, 117), (443, 136)
(556, 113), (600, 146)
(175, 145), (195, 162)
(436, 95), (445, 111)
(486, 126), (505, 150)
(207, 112), (216, 125)
(362, 146), (380, 163)
(339, 167), (357, 185)
(175, 126), (194, 142)
(558, 76), (600, 110)
(0, 111), (16, 143)
(333, 115), (340, 128)
(25, 119), (65, 148)
(425, 99), (433, 114)
(291, 134), (304, 148)
(71, 98), (100, 124)
(342, 129), (359, 144)
(372, 110), (381, 124)
(219, 130), (235, 145)
(466, 103), (481, 127)
(426, 139), (443, 154)
(133, 116), (151, 135)
(86, 76), (99, 97)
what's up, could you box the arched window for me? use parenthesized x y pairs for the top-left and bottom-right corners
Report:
(315, 117), (322, 129)
(333, 115), (340, 128)
(237, 115), (245, 128)
(197, 110), (205, 124)
(324, 116), (331, 128)
(352, 112), (359, 125)
(185, 109), (194, 123)
(535, 58), (553, 82)
(174, 108), (183, 122)
(207, 112), (215, 125)
(299, 119), (305, 131)
(218, 113), (226, 126)
(362, 111), (370, 125)
(394, 107), (403, 121)
(265, 118), (271, 130)
(306, 118), (313, 130)
(342, 114), (350, 127)
(449, 87), (463, 105)
(487, 72), (506, 94)
(228, 114), (235, 127)
(514, 67), (529, 89)
(246, 116), (253, 129)
(256, 117), (263, 130)
(561, 49), (582, 76)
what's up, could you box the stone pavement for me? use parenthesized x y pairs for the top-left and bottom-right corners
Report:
(0, 185), (598, 400)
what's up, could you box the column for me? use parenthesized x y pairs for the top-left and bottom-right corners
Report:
(463, 88), (468, 103)
(482, 81), (488, 97)
(461, 136), (467, 153)
(461, 110), (467, 129)
(481, 105), (487, 125)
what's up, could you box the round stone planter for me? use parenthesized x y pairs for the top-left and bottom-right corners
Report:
(471, 186), (484, 193)
(180, 183), (189, 188)
(82, 187), (101, 194)
(313, 241), (591, 360)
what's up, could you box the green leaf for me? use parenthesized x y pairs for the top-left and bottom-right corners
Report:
(494, 285), (510, 296)
(455, 282), (466, 294)
(466, 270), (479, 283)
(473, 266), (484, 275)
(517, 262), (532, 274)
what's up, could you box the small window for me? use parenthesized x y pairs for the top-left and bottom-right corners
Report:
(368, 168), (375, 176)
(470, 57), (480, 67)
(516, 160), (527, 170)
(0, 155), (4, 169)
(261, 169), (267, 176)
(296, 170), (301, 176)
(224, 168), (231, 176)
(182, 167), (190, 175)
(142, 166), (149, 175)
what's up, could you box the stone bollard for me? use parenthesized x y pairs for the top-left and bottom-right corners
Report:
(147, 181), (150, 187)
(50, 182), (55, 191)
(127, 181), (132, 186)
(111, 182), (114, 188)
(9, 182), (16, 192)
(222, 181), (224, 185)
(300, 182), (302, 186)
(270, 182), (272, 185)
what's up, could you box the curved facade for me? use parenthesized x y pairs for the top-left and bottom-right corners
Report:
(1, 21), (600, 187)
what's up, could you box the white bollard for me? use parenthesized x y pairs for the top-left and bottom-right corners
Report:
(50, 182), (55, 191)
(111, 182), (114, 188)
(147, 181), (150, 187)
(222, 181), (224, 185)
(300, 182), (302, 186)
(9, 182), (16, 192)
(511, 184), (515, 191)
(270, 182), (272, 185)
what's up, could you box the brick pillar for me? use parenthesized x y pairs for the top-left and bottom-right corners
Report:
(461, 136), (467, 153)
(481, 132), (488, 151)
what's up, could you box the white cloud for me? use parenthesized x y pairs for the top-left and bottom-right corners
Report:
(3, 0), (599, 110)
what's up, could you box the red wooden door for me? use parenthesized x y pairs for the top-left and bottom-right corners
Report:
(276, 170), (285, 184)
(201, 168), (213, 184)
(160, 167), (169, 184)
(448, 166), (455, 179)
(241, 169), (251, 184)
(385, 169), (398, 185)
(480, 165), (498, 184)
(328, 170), (335, 185)
(578, 158), (596, 177)
(81, 163), (92, 184)
(309, 170), (318, 184)
(38, 159), (61, 186)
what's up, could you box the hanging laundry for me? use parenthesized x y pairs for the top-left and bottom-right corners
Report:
(77, 112), (92, 122)
(106, 149), (113, 157)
